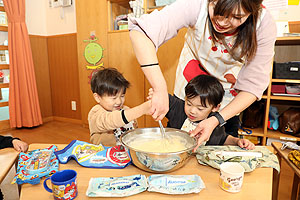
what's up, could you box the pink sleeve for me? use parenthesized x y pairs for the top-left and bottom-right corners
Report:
(128, 0), (202, 50)
(234, 10), (277, 99)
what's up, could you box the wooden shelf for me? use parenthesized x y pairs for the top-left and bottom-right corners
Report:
(0, 83), (8, 88)
(108, 29), (129, 34)
(272, 79), (300, 83)
(0, 101), (8, 107)
(0, 45), (8, 50)
(109, 0), (129, 3)
(0, 25), (7, 32)
(239, 127), (265, 137)
(0, 64), (9, 69)
(147, 6), (164, 13)
(266, 130), (300, 142)
(270, 95), (300, 101)
(0, 6), (4, 12)
(276, 36), (300, 45)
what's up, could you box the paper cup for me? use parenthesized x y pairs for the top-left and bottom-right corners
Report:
(219, 162), (245, 193)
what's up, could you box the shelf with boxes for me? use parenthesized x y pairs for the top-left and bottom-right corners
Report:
(107, 0), (174, 32)
(107, 0), (132, 32)
(0, 4), (9, 108)
(240, 36), (300, 146)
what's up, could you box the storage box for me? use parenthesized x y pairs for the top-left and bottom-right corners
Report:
(273, 62), (300, 79)
(289, 21), (300, 33)
(155, 0), (176, 6)
(271, 84), (285, 94)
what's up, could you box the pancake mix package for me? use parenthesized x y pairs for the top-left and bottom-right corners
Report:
(147, 174), (205, 194)
(86, 174), (205, 197)
(12, 145), (59, 185)
(54, 140), (131, 168)
(86, 174), (148, 197)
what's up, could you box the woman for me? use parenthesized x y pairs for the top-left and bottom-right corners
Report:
(129, 0), (276, 150)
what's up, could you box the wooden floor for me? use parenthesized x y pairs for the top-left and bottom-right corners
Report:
(0, 121), (293, 199)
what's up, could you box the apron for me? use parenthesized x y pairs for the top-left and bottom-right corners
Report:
(174, 0), (266, 110)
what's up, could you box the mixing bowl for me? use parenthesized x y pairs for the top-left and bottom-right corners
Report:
(120, 127), (197, 173)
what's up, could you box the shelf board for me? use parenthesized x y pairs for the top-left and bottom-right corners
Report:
(0, 64), (9, 69)
(0, 25), (7, 32)
(266, 130), (300, 142)
(109, 0), (129, 3)
(238, 127), (265, 137)
(272, 79), (300, 83)
(147, 6), (164, 13)
(0, 83), (8, 88)
(0, 45), (8, 50)
(270, 95), (300, 101)
(0, 101), (8, 107)
(108, 29), (129, 34)
(276, 36), (300, 45)
(109, 0), (130, 8)
(0, 6), (4, 12)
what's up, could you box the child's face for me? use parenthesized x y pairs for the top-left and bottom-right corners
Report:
(94, 91), (125, 111)
(184, 96), (219, 122)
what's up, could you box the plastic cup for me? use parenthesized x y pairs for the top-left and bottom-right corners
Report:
(219, 162), (245, 193)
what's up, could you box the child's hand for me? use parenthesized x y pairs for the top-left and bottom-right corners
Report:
(145, 100), (152, 115)
(12, 139), (29, 152)
(237, 139), (255, 150)
(147, 88), (153, 100)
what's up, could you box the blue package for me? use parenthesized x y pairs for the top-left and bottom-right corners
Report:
(86, 174), (148, 197)
(148, 174), (205, 194)
(54, 140), (131, 168)
(12, 145), (59, 185)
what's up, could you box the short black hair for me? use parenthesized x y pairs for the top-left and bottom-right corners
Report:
(91, 68), (130, 96)
(185, 75), (224, 108)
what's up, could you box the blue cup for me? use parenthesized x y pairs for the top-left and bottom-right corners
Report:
(43, 169), (78, 200)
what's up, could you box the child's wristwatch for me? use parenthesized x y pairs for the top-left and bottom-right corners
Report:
(212, 112), (226, 127)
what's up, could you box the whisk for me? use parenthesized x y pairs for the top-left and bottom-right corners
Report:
(158, 120), (166, 139)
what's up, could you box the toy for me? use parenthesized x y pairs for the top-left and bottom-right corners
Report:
(268, 105), (279, 130)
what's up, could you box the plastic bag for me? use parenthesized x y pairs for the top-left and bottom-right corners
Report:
(12, 145), (59, 185)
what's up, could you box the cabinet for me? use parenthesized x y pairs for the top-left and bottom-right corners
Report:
(241, 37), (300, 146)
(0, 3), (10, 129)
(107, 0), (166, 32)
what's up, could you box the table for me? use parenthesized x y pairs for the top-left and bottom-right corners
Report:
(272, 142), (300, 200)
(20, 143), (274, 200)
(0, 147), (19, 184)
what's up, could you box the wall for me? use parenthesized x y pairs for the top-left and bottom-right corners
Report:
(25, 0), (47, 35)
(76, 0), (109, 126)
(26, 0), (77, 36)
(270, 5), (300, 21)
(47, 34), (81, 120)
(26, 0), (80, 122)
(29, 35), (52, 119)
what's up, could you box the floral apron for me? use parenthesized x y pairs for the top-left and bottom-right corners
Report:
(173, 0), (266, 109)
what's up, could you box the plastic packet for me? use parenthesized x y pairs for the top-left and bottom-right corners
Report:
(12, 145), (59, 185)
(25, 150), (52, 174)
(86, 174), (148, 197)
(55, 140), (131, 168)
(147, 174), (205, 194)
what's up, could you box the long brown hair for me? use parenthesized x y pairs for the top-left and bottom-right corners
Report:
(208, 0), (263, 62)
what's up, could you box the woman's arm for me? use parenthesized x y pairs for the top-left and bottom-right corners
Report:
(191, 91), (256, 151)
(130, 31), (168, 120)
(129, 0), (201, 120)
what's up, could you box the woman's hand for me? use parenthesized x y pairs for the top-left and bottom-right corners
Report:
(12, 139), (29, 152)
(190, 116), (219, 152)
(150, 88), (169, 121)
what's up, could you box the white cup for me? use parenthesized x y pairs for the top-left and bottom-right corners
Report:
(219, 162), (245, 193)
